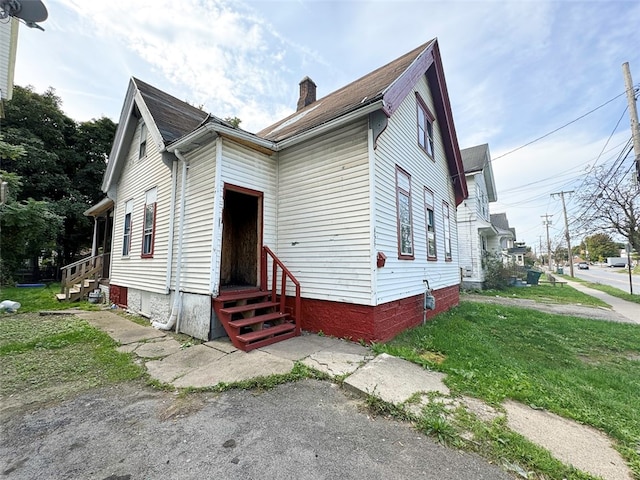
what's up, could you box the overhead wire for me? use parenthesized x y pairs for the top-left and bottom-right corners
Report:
(491, 88), (633, 162)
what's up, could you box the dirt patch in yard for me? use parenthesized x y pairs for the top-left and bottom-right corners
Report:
(463, 294), (629, 323)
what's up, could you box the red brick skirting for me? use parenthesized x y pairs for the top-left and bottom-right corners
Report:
(298, 284), (459, 343)
(109, 284), (128, 308)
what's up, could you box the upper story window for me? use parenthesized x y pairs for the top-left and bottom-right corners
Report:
(122, 199), (134, 257)
(443, 201), (452, 261)
(396, 166), (414, 259)
(424, 188), (437, 260)
(139, 121), (147, 159)
(416, 93), (435, 158)
(141, 187), (157, 258)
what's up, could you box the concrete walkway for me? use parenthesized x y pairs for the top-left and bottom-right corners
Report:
(74, 309), (633, 480)
(564, 279), (640, 323)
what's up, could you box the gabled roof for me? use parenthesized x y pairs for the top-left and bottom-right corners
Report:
(461, 144), (489, 173)
(461, 143), (497, 202)
(257, 38), (467, 205)
(490, 213), (515, 239)
(257, 40), (435, 142)
(134, 78), (209, 144)
(102, 39), (468, 205)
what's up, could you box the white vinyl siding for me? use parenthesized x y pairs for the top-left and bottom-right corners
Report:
(277, 119), (371, 303)
(171, 143), (216, 294)
(110, 119), (172, 294)
(0, 19), (18, 101)
(221, 139), (278, 250)
(374, 74), (459, 304)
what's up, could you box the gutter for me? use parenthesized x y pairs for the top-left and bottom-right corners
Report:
(167, 123), (276, 154)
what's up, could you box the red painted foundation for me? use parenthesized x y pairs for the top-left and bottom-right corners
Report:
(297, 284), (460, 343)
(109, 284), (128, 308)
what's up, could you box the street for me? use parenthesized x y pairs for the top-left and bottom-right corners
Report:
(571, 265), (639, 295)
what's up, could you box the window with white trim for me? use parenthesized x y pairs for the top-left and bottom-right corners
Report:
(141, 187), (157, 258)
(416, 93), (434, 158)
(396, 166), (414, 259)
(424, 188), (437, 259)
(443, 201), (452, 260)
(122, 199), (133, 256)
(139, 121), (147, 159)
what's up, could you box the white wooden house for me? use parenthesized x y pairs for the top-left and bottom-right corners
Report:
(88, 38), (468, 350)
(457, 144), (498, 289)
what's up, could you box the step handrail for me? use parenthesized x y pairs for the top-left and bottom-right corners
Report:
(261, 246), (301, 333)
(60, 253), (106, 298)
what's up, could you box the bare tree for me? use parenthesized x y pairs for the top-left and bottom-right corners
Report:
(575, 165), (640, 254)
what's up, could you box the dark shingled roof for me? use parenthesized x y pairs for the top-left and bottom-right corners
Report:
(133, 77), (209, 144)
(460, 144), (489, 173)
(257, 40), (435, 142)
(490, 213), (510, 231)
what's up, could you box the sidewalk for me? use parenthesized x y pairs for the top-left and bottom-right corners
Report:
(74, 310), (633, 480)
(564, 279), (640, 324)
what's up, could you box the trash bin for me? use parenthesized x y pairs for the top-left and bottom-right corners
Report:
(556, 267), (564, 275)
(526, 270), (542, 285)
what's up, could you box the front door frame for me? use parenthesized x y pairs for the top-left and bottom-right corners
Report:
(220, 183), (264, 290)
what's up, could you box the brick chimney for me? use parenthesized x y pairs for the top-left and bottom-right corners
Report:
(297, 76), (317, 111)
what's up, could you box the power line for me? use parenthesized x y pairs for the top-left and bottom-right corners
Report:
(492, 88), (633, 162)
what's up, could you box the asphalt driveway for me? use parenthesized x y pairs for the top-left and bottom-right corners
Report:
(1, 379), (512, 480)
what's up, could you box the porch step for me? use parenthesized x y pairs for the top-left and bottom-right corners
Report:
(213, 288), (298, 352)
(228, 311), (289, 330)
(220, 301), (279, 316)
(236, 323), (297, 347)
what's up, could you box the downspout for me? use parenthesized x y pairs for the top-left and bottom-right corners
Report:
(153, 151), (188, 331)
(165, 159), (178, 293)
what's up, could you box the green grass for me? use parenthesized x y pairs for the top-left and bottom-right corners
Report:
(0, 313), (144, 402)
(0, 283), (100, 313)
(471, 284), (609, 307)
(563, 275), (640, 305)
(374, 302), (640, 478)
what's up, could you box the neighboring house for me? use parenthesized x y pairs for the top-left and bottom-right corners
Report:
(489, 213), (517, 263)
(88, 38), (468, 350)
(457, 144), (498, 289)
(0, 17), (19, 116)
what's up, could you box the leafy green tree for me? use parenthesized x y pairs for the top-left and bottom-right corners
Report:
(1, 86), (116, 270)
(0, 170), (62, 283)
(580, 233), (619, 262)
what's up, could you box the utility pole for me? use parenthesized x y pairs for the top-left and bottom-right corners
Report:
(622, 62), (640, 184)
(551, 191), (575, 277)
(541, 214), (553, 272)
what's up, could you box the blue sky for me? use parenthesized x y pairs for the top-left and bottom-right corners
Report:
(12, 0), (640, 252)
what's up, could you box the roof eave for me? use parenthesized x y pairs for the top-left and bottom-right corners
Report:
(167, 122), (277, 154)
(276, 99), (385, 150)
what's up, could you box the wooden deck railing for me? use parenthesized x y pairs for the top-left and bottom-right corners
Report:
(59, 253), (107, 300)
(261, 246), (301, 334)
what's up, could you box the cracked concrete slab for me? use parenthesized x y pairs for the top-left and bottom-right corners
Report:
(130, 338), (184, 358)
(145, 344), (226, 384)
(204, 339), (238, 354)
(172, 349), (294, 388)
(76, 311), (165, 345)
(302, 350), (371, 377)
(344, 353), (449, 405)
(259, 334), (345, 360)
(504, 400), (632, 480)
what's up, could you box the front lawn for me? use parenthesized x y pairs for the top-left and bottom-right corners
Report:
(0, 313), (144, 404)
(375, 301), (640, 478)
(0, 283), (98, 313)
(471, 284), (609, 307)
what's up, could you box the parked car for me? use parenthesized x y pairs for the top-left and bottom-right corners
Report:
(578, 262), (589, 270)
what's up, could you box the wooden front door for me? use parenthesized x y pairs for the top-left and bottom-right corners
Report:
(219, 185), (263, 289)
